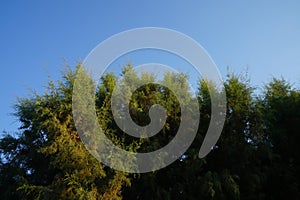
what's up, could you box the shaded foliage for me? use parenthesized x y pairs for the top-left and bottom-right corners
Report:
(1, 64), (299, 199)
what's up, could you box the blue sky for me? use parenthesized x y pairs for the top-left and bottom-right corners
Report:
(1, 1), (300, 132)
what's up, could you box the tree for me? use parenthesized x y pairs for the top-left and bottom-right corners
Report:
(259, 78), (300, 199)
(1, 63), (300, 200)
(0, 67), (130, 200)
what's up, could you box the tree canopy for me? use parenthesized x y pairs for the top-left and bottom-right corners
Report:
(0, 64), (299, 199)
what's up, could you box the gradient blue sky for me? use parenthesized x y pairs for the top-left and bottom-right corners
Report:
(1, 1), (300, 132)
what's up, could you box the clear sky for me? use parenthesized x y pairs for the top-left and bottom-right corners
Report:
(1, 1), (300, 132)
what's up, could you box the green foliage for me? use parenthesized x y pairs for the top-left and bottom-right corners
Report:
(1, 63), (300, 199)
(0, 67), (130, 200)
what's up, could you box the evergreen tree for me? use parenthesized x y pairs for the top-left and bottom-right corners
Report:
(1, 63), (300, 200)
